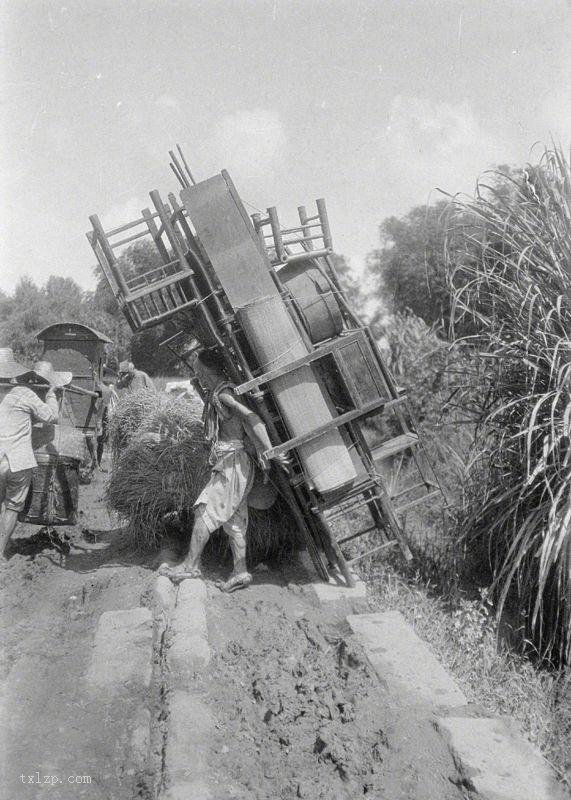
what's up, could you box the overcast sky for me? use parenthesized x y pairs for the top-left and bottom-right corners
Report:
(1, 0), (570, 294)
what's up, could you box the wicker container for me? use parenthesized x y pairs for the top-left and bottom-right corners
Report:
(18, 453), (80, 526)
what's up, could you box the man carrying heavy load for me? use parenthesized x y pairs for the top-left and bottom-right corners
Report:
(160, 350), (289, 592)
(0, 350), (69, 560)
(116, 361), (155, 393)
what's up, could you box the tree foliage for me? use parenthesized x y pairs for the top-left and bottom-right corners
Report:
(0, 241), (184, 375)
(366, 201), (451, 327)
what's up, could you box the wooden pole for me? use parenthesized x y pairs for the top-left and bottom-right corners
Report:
(176, 144), (197, 185)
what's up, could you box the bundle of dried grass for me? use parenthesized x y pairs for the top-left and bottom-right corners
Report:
(108, 388), (203, 461)
(106, 431), (211, 547)
(106, 390), (301, 561)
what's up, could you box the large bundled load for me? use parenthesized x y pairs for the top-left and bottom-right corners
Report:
(106, 389), (301, 561)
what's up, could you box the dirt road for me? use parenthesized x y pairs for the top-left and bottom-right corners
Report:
(0, 469), (468, 800)
(203, 572), (465, 800)
(0, 469), (151, 800)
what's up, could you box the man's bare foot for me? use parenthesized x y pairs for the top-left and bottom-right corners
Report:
(215, 571), (252, 593)
(160, 565), (202, 584)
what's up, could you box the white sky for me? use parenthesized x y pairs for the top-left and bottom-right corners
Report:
(1, 0), (570, 293)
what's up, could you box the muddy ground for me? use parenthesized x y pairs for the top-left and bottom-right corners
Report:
(1, 466), (469, 800)
(0, 467), (152, 800)
(205, 573), (467, 800)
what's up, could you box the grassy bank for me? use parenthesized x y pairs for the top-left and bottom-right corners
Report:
(363, 560), (570, 785)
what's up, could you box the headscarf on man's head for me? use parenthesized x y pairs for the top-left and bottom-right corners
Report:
(118, 361), (134, 375)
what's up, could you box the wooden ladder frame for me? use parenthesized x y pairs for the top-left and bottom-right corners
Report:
(87, 183), (446, 588)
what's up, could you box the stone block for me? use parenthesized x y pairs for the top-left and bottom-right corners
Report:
(161, 780), (212, 800)
(347, 610), (466, 708)
(298, 550), (368, 612)
(86, 607), (153, 691)
(168, 580), (211, 685)
(130, 706), (151, 770)
(163, 691), (213, 787)
(436, 716), (566, 800)
(153, 575), (176, 616)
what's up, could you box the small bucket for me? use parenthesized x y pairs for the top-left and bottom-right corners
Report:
(18, 453), (80, 526)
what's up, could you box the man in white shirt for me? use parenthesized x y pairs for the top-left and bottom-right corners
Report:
(0, 349), (61, 559)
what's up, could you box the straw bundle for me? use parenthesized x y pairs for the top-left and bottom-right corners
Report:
(106, 390), (302, 561)
(106, 432), (211, 547)
(108, 388), (203, 460)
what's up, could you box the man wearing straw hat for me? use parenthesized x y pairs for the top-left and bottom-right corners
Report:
(0, 351), (70, 560)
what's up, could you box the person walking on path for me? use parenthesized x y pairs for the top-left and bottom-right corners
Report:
(95, 368), (119, 470)
(116, 361), (155, 393)
(0, 350), (69, 560)
(159, 350), (289, 592)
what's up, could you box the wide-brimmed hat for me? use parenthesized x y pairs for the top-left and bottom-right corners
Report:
(31, 360), (73, 388)
(0, 347), (29, 379)
(118, 360), (134, 374)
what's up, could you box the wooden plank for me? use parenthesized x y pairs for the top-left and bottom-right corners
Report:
(264, 397), (403, 458)
(105, 211), (160, 238)
(370, 433), (419, 462)
(142, 208), (171, 264)
(125, 272), (195, 302)
(394, 490), (441, 515)
(180, 174), (278, 310)
(109, 227), (149, 249)
(337, 524), (378, 545)
(129, 298), (199, 329)
(149, 191), (194, 277)
(235, 330), (364, 395)
(347, 541), (398, 563)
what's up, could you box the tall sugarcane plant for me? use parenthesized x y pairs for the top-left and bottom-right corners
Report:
(446, 145), (571, 664)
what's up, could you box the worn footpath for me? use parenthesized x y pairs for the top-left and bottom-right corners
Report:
(0, 466), (566, 799)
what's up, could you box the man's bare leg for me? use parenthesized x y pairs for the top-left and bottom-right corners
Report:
(85, 436), (97, 473)
(218, 526), (252, 593)
(161, 516), (210, 582)
(0, 509), (19, 561)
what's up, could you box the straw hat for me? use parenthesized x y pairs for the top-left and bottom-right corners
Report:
(31, 360), (73, 388)
(0, 347), (29, 379)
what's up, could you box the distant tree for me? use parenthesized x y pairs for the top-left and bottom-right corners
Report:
(44, 276), (84, 315)
(367, 166), (524, 334)
(0, 273), (132, 367)
(0, 277), (50, 362)
(366, 201), (451, 329)
(0, 289), (12, 319)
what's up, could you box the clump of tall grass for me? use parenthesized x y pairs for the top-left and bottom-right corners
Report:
(367, 560), (570, 783)
(445, 145), (571, 664)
